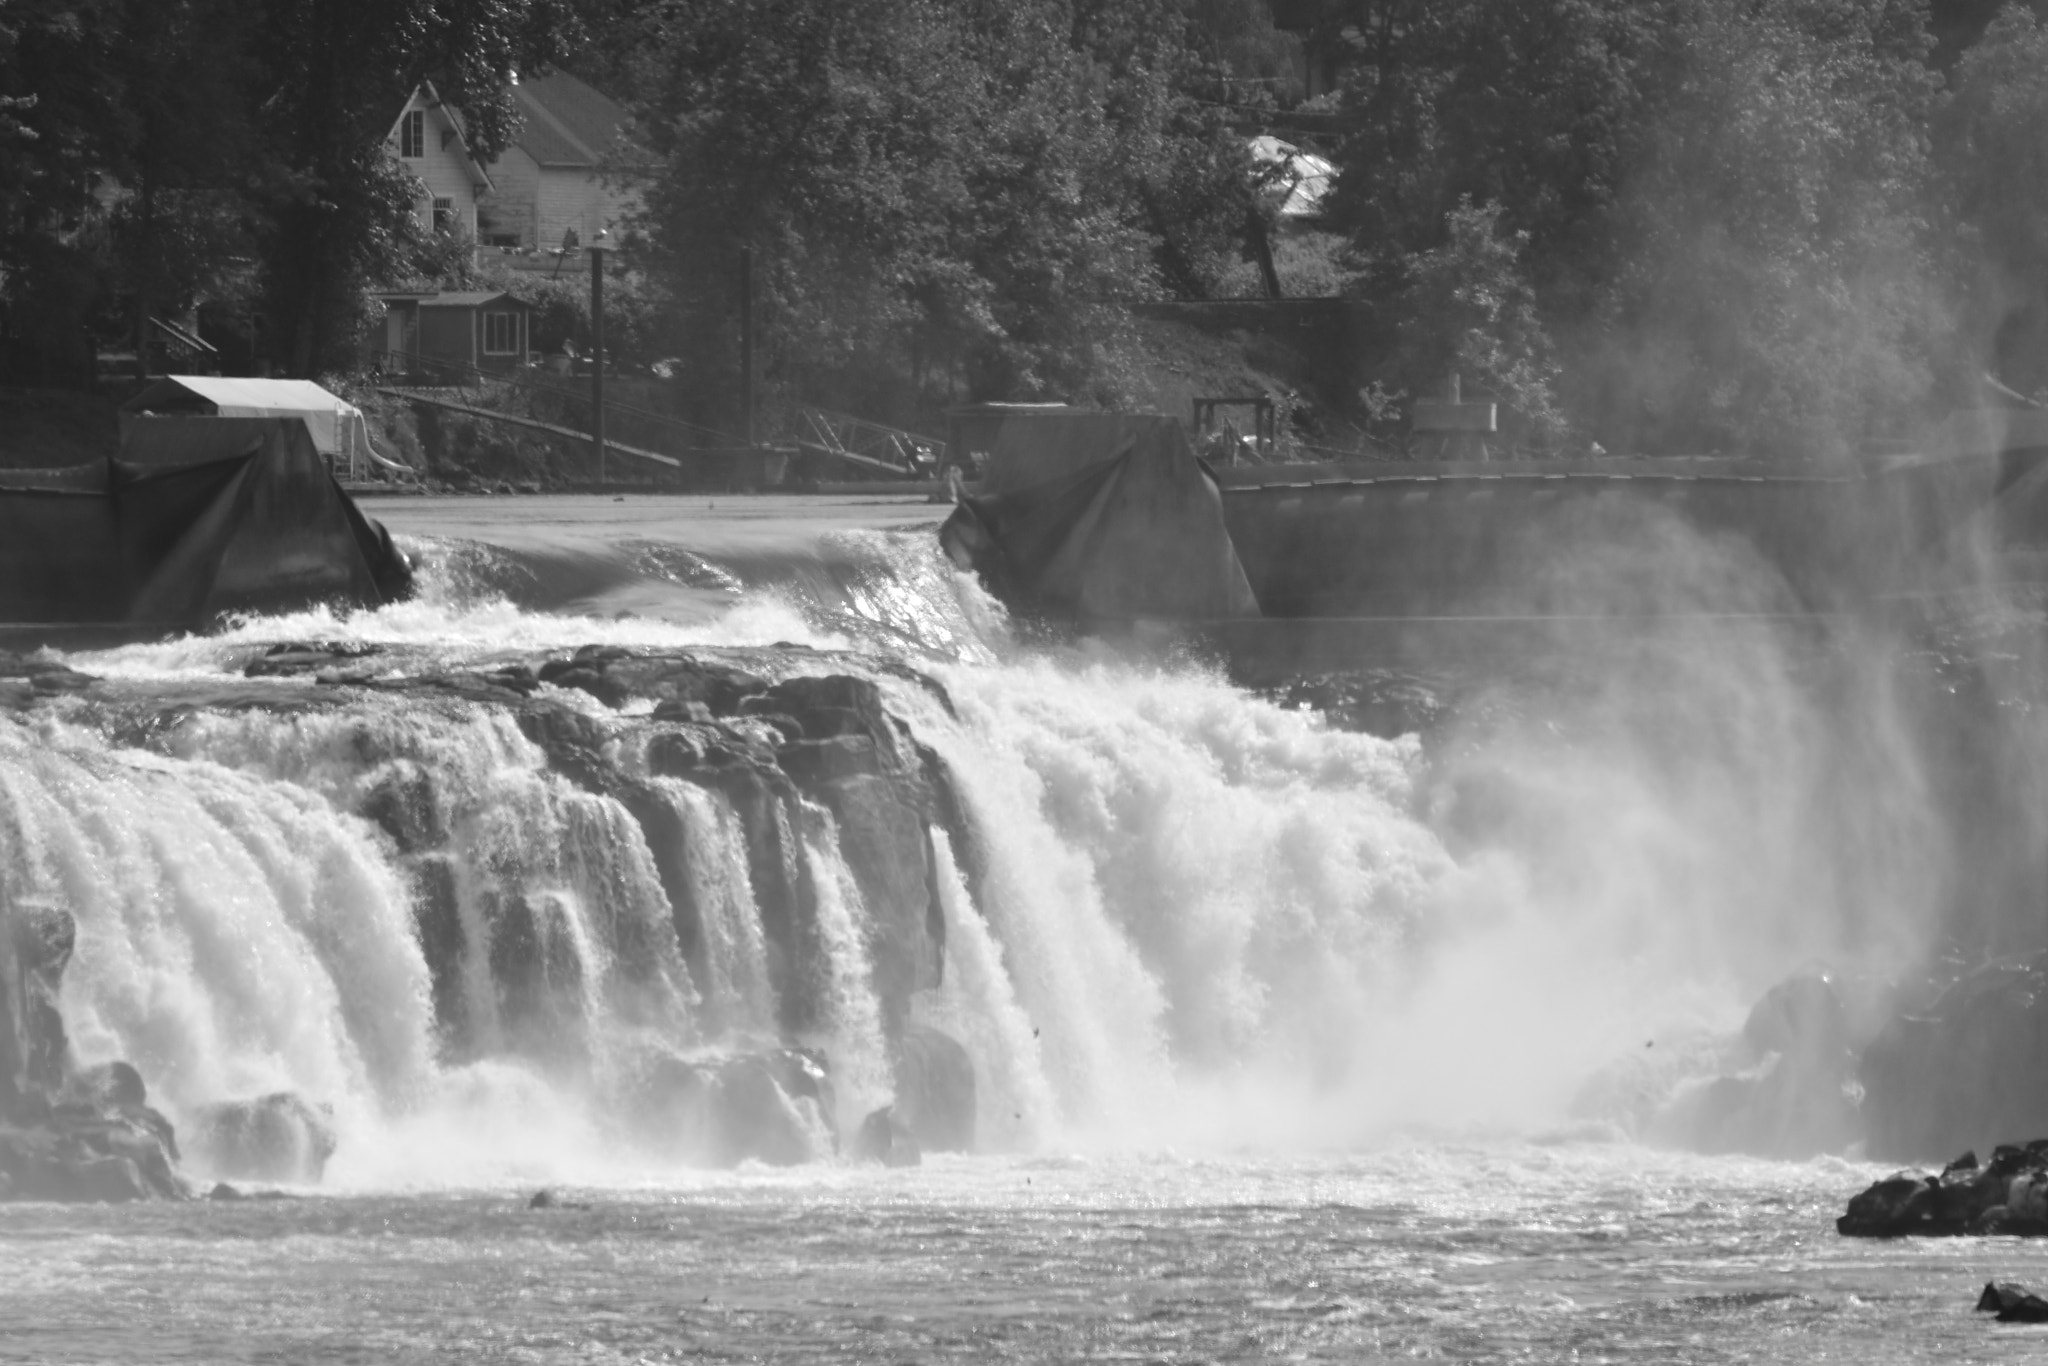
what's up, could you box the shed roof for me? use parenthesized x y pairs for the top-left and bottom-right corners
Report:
(122, 376), (359, 417)
(511, 71), (630, 168)
(416, 291), (527, 309)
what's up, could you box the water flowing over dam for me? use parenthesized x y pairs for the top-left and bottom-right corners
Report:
(8, 495), (2048, 1360)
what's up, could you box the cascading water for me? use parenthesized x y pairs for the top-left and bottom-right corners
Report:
(0, 511), (2026, 1187)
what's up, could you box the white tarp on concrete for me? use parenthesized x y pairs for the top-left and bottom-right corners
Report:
(122, 376), (406, 477)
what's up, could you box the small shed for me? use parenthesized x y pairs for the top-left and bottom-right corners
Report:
(119, 376), (393, 481)
(375, 290), (534, 378)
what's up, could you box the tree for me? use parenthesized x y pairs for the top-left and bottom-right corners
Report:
(1326, 0), (1951, 455)
(626, 0), (1258, 429)
(1943, 3), (2048, 394)
(245, 0), (578, 377)
(1394, 198), (1565, 451)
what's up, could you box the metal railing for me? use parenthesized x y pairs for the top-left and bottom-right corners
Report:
(367, 349), (735, 456)
(797, 407), (944, 477)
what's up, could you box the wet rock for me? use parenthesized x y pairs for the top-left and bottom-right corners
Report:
(536, 648), (765, 715)
(208, 1181), (246, 1201)
(626, 1046), (835, 1168)
(893, 1025), (976, 1153)
(0, 1102), (184, 1202)
(244, 641), (382, 679)
(486, 890), (590, 1071)
(0, 655), (99, 696)
(853, 1106), (921, 1167)
(1977, 1281), (2048, 1322)
(716, 1050), (836, 1166)
(188, 1092), (337, 1184)
(1653, 974), (1863, 1159)
(1838, 1140), (2048, 1236)
(4, 903), (75, 1103)
(67, 1060), (147, 1111)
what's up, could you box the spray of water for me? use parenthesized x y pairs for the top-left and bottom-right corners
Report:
(0, 508), (1986, 1180)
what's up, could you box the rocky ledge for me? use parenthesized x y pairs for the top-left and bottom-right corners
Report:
(1838, 1142), (2048, 1236)
(1, 904), (186, 1202)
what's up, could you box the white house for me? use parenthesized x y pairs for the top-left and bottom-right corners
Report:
(384, 82), (496, 242)
(480, 71), (642, 260)
(384, 72), (641, 267)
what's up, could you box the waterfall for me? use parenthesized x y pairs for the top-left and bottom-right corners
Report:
(0, 521), (1982, 1179)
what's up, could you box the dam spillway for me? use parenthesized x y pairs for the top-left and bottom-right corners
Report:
(6, 494), (2048, 1359)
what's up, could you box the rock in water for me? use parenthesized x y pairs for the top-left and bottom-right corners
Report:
(1977, 1281), (2048, 1322)
(853, 1107), (921, 1167)
(189, 1092), (337, 1184)
(1838, 1140), (2048, 1236)
(893, 1025), (975, 1153)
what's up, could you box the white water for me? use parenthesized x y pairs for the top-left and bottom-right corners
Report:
(0, 509), (1954, 1185)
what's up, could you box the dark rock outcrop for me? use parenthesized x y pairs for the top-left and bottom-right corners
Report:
(187, 1092), (337, 1184)
(893, 1024), (976, 1153)
(514, 650), (952, 1039)
(1977, 1281), (2048, 1322)
(3, 901), (75, 1106)
(1838, 1141), (2048, 1236)
(2, 896), (187, 1202)
(626, 1046), (837, 1168)
(1652, 974), (1863, 1159)
(853, 1106), (921, 1167)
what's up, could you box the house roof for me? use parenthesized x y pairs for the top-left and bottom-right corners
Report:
(386, 81), (497, 194)
(511, 71), (630, 168)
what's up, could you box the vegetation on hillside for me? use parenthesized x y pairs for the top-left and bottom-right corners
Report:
(5, 0), (2048, 456)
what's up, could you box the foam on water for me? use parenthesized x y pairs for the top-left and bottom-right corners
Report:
(0, 511), (1961, 1181)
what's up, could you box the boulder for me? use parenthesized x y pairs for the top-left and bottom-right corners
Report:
(893, 1025), (975, 1153)
(4, 904), (76, 1100)
(1838, 1140), (2048, 1236)
(188, 1092), (337, 1184)
(1652, 974), (1862, 1159)
(853, 1106), (921, 1167)
(1977, 1281), (2048, 1322)
(714, 1050), (834, 1166)
(625, 1046), (836, 1168)
(0, 1126), (165, 1202)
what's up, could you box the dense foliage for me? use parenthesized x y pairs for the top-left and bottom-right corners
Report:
(0, 0), (575, 379)
(4, 0), (2048, 454)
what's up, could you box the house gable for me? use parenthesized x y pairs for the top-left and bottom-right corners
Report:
(384, 83), (496, 239)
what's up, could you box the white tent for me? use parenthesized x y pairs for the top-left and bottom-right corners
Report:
(120, 376), (408, 480)
(1249, 135), (1336, 221)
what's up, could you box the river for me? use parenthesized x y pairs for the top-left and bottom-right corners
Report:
(2, 492), (2042, 1362)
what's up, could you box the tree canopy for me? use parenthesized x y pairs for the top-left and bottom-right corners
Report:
(5, 0), (2048, 456)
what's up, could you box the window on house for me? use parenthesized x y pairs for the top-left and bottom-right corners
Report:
(400, 110), (424, 159)
(482, 311), (519, 355)
(432, 198), (455, 234)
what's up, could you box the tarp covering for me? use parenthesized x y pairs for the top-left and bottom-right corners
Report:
(941, 414), (1259, 621)
(0, 417), (412, 627)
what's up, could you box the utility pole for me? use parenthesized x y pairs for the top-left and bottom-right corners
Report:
(590, 227), (612, 487)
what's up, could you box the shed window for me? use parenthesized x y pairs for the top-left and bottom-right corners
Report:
(482, 311), (519, 355)
(432, 198), (455, 234)
(400, 110), (424, 159)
